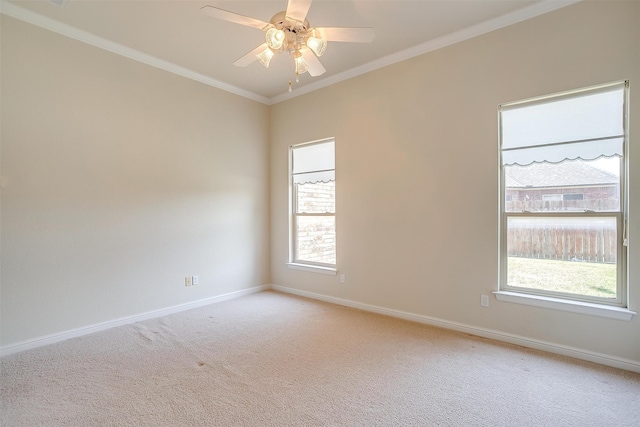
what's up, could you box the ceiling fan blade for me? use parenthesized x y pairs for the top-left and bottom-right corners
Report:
(315, 27), (375, 43)
(233, 44), (268, 67)
(201, 5), (269, 30)
(301, 48), (326, 77)
(286, 0), (312, 23)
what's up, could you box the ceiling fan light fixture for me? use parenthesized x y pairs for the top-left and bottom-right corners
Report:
(201, 1), (374, 90)
(256, 47), (275, 68)
(294, 53), (309, 75)
(265, 28), (286, 50)
(306, 35), (327, 57)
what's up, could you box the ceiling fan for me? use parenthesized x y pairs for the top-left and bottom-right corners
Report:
(201, 0), (374, 90)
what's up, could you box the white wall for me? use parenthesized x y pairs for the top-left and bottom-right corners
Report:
(0, 16), (270, 347)
(270, 1), (640, 365)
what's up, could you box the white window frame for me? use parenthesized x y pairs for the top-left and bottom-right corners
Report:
(496, 81), (635, 320)
(287, 138), (337, 275)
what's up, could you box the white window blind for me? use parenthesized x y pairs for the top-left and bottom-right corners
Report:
(501, 83), (625, 166)
(292, 141), (335, 184)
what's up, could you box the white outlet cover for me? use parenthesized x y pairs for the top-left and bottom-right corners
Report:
(480, 295), (489, 307)
(192, 275), (199, 285)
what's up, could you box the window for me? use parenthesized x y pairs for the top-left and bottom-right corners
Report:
(498, 82), (629, 312)
(289, 139), (336, 273)
(563, 193), (584, 201)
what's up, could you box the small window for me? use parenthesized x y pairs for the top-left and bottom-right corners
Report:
(289, 139), (336, 270)
(563, 193), (584, 201)
(499, 81), (628, 308)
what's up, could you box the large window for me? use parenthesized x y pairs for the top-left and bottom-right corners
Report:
(289, 139), (336, 272)
(498, 82), (629, 310)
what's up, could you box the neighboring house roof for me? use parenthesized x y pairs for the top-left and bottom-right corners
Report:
(505, 161), (618, 188)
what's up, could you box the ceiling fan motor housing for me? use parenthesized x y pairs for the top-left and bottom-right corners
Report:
(267, 11), (312, 53)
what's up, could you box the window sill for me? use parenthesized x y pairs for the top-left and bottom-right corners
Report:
(286, 263), (337, 275)
(493, 291), (635, 321)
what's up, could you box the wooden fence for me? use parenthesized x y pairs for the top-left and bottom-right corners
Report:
(507, 223), (617, 263)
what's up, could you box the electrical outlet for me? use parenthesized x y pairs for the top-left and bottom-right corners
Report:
(339, 274), (346, 284)
(480, 294), (489, 307)
(192, 275), (199, 286)
(185, 276), (192, 287)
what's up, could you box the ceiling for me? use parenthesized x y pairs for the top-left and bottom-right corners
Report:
(1, 0), (577, 104)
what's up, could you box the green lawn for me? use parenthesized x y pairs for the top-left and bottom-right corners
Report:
(507, 257), (616, 298)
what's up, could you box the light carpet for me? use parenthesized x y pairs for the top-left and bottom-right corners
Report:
(1, 291), (639, 426)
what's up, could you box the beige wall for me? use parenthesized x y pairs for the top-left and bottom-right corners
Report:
(0, 16), (270, 346)
(270, 1), (640, 363)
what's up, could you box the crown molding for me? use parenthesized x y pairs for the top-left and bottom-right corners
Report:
(0, 1), (271, 105)
(270, 0), (582, 104)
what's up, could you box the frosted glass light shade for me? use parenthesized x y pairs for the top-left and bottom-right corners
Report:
(306, 36), (327, 57)
(256, 48), (274, 68)
(294, 54), (309, 74)
(265, 28), (285, 50)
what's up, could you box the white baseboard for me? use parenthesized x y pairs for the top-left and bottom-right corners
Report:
(271, 285), (640, 374)
(5, 283), (639, 373)
(0, 285), (269, 357)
